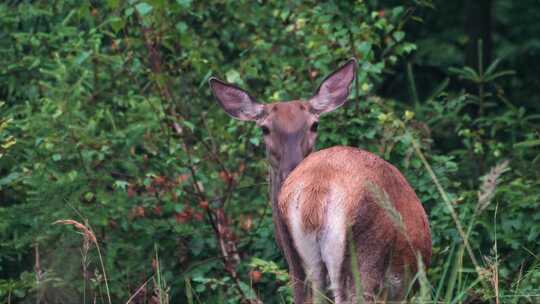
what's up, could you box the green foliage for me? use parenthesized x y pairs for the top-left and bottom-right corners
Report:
(0, 0), (539, 303)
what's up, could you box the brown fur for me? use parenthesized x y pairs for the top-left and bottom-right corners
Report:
(264, 101), (315, 134)
(210, 59), (427, 303)
(278, 146), (432, 300)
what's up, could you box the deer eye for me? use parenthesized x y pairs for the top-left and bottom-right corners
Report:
(310, 122), (319, 132)
(261, 126), (270, 135)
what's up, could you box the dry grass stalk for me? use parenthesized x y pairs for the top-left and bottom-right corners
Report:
(366, 182), (431, 301)
(481, 254), (500, 304)
(477, 160), (509, 214)
(34, 243), (44, 304)
(366, 182), (409, 243)
(54, 219), (97, 245)
(54, 219), (111, 304)
(125, 278), (150, 304)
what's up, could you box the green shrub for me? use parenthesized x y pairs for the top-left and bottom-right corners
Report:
(1, 1), (538, 303)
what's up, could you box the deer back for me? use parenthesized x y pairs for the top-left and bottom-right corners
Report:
(278, 146), (431, 273)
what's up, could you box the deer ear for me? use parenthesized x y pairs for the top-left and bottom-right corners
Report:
(209, 77), (265, 121)
(309, 58), (357, 115)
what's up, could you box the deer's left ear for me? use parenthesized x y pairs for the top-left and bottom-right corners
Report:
(309, 58), (357, 115)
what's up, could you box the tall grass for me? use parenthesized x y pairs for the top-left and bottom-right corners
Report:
(410, 139), (513, 303)
(348, 230), (364, 304)
(49, 136), (530, 303)
(54, 219), (112, 304)
(54, 220), (173, 304)
(153, 244), (170, 304)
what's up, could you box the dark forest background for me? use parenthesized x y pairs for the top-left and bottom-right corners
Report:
(1, 0), (539, 303)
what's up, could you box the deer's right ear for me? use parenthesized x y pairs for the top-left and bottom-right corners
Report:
(309, 58), (357, 115)
(209, 77), (265, 121)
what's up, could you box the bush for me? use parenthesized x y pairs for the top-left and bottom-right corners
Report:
(1, 1), (538, 303)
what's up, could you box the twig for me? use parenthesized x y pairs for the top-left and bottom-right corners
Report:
(136, 17), (261, 304)
(125, 277), (151, 304)
(411, 139), (489, 289)
(34, 243), (42, 304)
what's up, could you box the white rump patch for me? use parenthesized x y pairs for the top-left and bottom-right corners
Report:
(320, 190), (347, 301)
(287, 187), (325, 294)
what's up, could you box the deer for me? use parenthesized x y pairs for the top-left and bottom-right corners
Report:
(209, 58), (431, 303)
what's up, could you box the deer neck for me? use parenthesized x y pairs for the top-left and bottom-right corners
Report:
(269, 166), (283, 210)
(268, 164), (292, 253)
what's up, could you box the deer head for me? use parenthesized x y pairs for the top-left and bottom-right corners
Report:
(209, 58), (356, 184)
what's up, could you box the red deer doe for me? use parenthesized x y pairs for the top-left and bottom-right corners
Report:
(209, 59), (431, 303)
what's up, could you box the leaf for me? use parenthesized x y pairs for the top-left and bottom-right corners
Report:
(176, 21), (188, 33)
(135, 2), (153, 16)
(225, 69), (242, 84)
(238, 281), (257, 300)
(176, 0), (192, 8)
(125, 7), (134, 16)
(356, 41), (372, 57)
(393, 31), (405, 42)
(107, 0), (120, 9)
(401, 42), (417, 54)
(174, 204), (184, 212)
(484, 70), (516, 82)
(449, 66), (478, 81)
(484, 58), (501, 76)
(426, 78), (449, 101)
(183, 120), (195, 131)
(114, 180), (128, 190)
(110, 16), (125, 33)
(198, 70), (212, 89)
(249, 137), (260, 146)
(514, 139), (540, 148)
(75, 51), (91, 65)
(392, 6), (405, 17)
(0, 172), (19, 187)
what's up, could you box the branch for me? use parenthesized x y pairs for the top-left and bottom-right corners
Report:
(136, 16), (261, 304)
